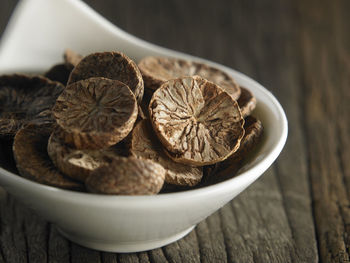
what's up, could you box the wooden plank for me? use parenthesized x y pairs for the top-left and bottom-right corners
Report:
(195, 216), (227, 263)
(244, 0), (319, 261)
(147, 248), (168, 263)
(137, 252), (151, 263)
(23, 209), (48, 263)
(118, 253), (139, 263)
(211, 0), (318, 262)
(227, 169), (294, 263)
(48, 226), (70, 263)
(162, 230), (200, 263)
(0, 196), (27, 263)
(297, 0), (350, 261)
(101, 252), (117, 263)
(71, 243), (101, 263)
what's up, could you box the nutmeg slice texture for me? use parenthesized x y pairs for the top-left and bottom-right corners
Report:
(53, 77), (138, 149)
(85, 156), (165, 195)
(0, 74), (64, 138)
(149, 76), (245, 166)
(47, 129), (127, 182)
(13, 123), (83, 190)
(203, 116), (264, 185)
(44, 64), (72, 85)
(238, 87), (257, 118)
(138, 56), (240, 100)
(68, 51), (144, 102)
(130, 120), (203, 186)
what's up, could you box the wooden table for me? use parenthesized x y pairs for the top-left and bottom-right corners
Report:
(0, 0), (349, 262)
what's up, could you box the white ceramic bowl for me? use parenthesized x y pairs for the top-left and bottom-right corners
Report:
(0, 0), (288, 253)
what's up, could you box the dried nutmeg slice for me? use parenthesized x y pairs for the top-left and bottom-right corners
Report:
(68, 51), (144, 102)
(203, 116), (264, 185)
(238, 87), (257, 118)
(149, 76), (245, 166)
(44, 64), (71, 85)
(130, 120), (203, 186)
(85, 156), (165, 195)
(138, 56), (241, 100)
(53, 77), (138, 149)
(48, 129), (127, 182)
(233, 116), (263, 159)
(0, 74), (64, 138)
(13, 123), (83, 190)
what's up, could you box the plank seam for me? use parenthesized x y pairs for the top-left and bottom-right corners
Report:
(335, 127), (350, 257)
(160, 247), (172, 263)
(229, 200), (252, 262)
(297, 58), (321, 262)
(22, 207), (29, 263)
(193, 227), (203, 263)
(273, 164), (298, 263)
(68, 239), (72, 263)
(273, 164), (295, 241)
(46, 223), (50, 263)
(218, 209), (230, 263)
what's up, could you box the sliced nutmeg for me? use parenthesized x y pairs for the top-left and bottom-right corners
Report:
(203, 116), (264, 185)
(138, 56), (241, 100)
(44, 64), (71, 85)
(0, 74), (64, 138)
(13, 123), (83, 190)
(47, 129), (127, 182)
(85, 156), (165, 195)
(67, 51), (144, 102)
(238, 87), (257, 118)
(230, 116), (264, 162)
(149, 76), (245, 166)
(53, 77), (138, 149)
(64, 48), (83, 69)
(130, 120), (203, 186)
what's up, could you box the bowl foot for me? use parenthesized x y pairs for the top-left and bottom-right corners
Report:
(57, 225), (195, 253)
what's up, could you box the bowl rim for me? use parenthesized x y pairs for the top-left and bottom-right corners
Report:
(0, 68), (288, 204)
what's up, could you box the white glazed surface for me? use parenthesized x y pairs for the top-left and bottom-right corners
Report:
(0, 0), (288, 253)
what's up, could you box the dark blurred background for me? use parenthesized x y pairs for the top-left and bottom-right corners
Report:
(0, 0), (300, 89)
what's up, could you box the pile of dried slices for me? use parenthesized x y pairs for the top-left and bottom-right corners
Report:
(0, 50), (263, 195)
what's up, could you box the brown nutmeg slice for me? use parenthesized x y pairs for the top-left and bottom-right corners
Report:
(130, 120), (203, 186)
(203, 116), (264, 185)
(138, 56), (241, 100)
(13, 123), (83, 190)
(238, 87), (257, 118)
(47, 129), (127, 182)
(85, 156), (165, 195)
(149, 76), (245, 166)
(67, 51), (144, 102)
(0, 74), (64, 138)
(44, 64), (71, 85)
(229, 116), (264, 163)
(53, 77), (138, 149)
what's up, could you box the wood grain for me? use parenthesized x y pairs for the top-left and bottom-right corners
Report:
(0, 0), (349, 262)
(297, 0), (350, 261)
